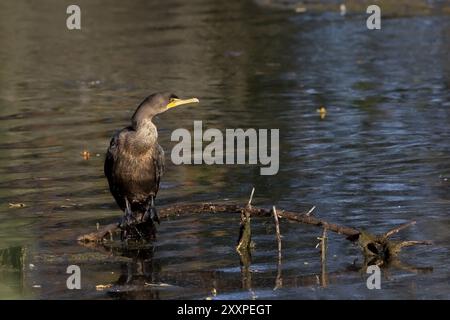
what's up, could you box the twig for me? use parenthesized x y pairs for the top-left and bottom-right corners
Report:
(320, 228), (327, 266)
(272, 206), (282, 290)
(320, 227), (328, 287)
(306, 206), (316, 216)
(396, 240), (432, 249)
(382, 221), (416, 240)
(248, 187), (255, 207)
(272, 206), (282, 257)
(316, 228), (328, 286)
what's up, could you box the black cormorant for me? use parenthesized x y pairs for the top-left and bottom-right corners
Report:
(104, 92), (199, 239)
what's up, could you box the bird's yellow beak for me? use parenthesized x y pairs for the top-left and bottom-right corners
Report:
(166, 97), (199, 109)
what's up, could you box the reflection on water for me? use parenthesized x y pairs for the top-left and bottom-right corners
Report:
(0, 0), (449, 299)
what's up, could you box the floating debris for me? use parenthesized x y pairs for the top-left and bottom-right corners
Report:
(144, 282), (173, 287)
(295, 7), (307, 13)
(316, 106), (327, 119)
(340, 4), (347, 16)
(89, 80), (101, 86)
(9, 203), (26, 208)
(81, 150), (90, 160)
(96, 284), (112, 291)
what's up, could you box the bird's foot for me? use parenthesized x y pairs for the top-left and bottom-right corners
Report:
(143, 206), (160, 225)
(143, 196), (160, 225)
(118, 197), (148, 241)
(119, 212), (138, 230)
(119, 197), (138, 229)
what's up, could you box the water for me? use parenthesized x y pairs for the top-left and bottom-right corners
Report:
(0, 0), (449, 299)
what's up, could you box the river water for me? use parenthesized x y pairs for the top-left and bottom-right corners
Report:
(0, 0), (449, 299)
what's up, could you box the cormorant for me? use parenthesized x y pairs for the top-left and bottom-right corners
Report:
(104, 92), (199, 240)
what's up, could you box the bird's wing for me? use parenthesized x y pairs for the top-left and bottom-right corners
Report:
(153, 144), (165, 196)
(104, 129), (127, 210)
(104, 134), (117, 185)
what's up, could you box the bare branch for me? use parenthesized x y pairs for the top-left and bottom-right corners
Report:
(272, 206), (282, 258)
(248, 187), (255, 207)
(272, 206), (282, 290)
(383, 221), (416, 240)
(306, 206), (316, 216)
(396, 240), (432, 248)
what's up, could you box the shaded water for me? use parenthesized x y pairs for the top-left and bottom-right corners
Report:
(0, 0), (449, 299)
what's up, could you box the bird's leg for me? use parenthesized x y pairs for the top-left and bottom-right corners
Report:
(143, 196), (160, 225)
(120, 197), (137, 229)
(119, 198), (147, 241)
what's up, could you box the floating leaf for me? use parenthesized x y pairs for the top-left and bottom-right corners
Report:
(316, 106), (327, 119)
(9, 203), (26, 208)
(96, 284), (112, 291)
(81, 150), (90, 160)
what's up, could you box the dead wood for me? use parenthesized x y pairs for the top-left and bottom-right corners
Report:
(78, 191), (432, 262)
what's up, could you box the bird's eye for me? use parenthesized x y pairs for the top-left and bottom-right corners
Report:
(169, 98), (176, 103)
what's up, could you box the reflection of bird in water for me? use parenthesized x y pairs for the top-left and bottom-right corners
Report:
(105, 246), (162, 299)
(104, 93), (199, 240)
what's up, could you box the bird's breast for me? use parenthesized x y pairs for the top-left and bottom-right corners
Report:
(113, 147), (160, 199)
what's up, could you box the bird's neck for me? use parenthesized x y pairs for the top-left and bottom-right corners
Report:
(132, 119), (158, 153)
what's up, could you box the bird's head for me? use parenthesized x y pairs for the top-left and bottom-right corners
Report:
(131, 92), (199, 128)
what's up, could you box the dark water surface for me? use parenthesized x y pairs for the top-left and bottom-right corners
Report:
(0, 0), (449, 299)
